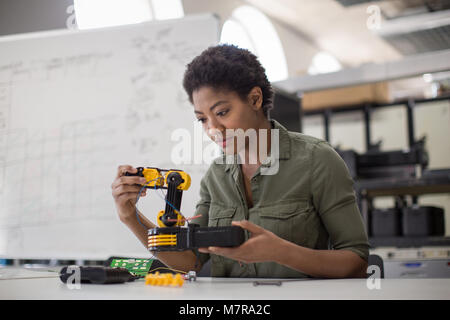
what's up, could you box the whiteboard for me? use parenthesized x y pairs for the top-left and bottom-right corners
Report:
(0, 14), (219, 260)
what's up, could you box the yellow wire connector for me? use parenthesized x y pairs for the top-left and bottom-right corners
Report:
(145, 272), (184, 287)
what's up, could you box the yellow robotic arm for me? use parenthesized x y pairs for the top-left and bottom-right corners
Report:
(126, 166), (244, 252)
(126, 167), (191, 227)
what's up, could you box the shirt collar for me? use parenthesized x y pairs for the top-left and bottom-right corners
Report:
(223, 119), (291, 173)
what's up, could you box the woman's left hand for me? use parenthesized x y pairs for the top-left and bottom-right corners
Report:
(198, 220), (283, 264)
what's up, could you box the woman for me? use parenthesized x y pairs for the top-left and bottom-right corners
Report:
(111, 44), (369, 278)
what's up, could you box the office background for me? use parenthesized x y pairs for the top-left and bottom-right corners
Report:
(0, 0), (449, 278)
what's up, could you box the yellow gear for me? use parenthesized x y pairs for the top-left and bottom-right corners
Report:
(165, 170), (191, 190)
(157, 209), (185, 227)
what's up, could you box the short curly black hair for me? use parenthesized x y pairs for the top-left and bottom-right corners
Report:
(182, 44), (273, 118)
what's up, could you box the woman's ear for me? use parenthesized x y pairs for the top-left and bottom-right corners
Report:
(247, 87), (263, 111)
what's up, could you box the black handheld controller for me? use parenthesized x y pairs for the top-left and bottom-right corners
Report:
(59, 266), (137, 284)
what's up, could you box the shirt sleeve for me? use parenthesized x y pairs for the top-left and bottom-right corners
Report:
(310, 141), (370, 262)
(190, 172), (211, 266)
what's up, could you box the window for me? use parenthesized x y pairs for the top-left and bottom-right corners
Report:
(307, 51), (342, 75)
(150, 0), (184, 20)
(221, 19), (256, 54)
(220, 5), (288, 82)
(74, 0), (184, 30)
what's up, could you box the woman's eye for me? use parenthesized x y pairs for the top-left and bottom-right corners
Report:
(216, 109), (228, 117)
(197, 118), (206, 123)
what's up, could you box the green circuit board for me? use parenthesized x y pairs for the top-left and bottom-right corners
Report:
(110, 258), (153, 276)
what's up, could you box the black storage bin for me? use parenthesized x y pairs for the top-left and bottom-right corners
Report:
(402, 205), (445, 236)
(371, 208), (402, 237)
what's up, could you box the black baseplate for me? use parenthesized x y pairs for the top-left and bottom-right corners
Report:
(148, 224), (246, 251)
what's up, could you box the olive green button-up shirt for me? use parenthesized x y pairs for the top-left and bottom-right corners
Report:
(192, 119), (369, 278)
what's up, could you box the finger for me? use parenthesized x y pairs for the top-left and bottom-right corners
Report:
(198, 247), (210, 254)
(111, 176), (147, 189)
(206, 246), (235, 256)
(232, 220), (265, 234)
(116, 165), (137, 179)
(116, 192), (141, 203)
(112, 184), (144, 197)
(112, 183), (144, 193)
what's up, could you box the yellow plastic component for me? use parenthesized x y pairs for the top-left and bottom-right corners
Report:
(156, 209), (185, 227)
(141, 168), (164, 188)
(145, 272), (184, 287)
(165, 170), (191, 191)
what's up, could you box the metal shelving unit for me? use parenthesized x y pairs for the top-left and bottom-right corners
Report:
(301, 95), (450, 248)
(356, 175), (450, 248)
(302, 95), (450, 150)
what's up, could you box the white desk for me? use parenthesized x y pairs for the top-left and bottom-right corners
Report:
(0, 268), (449, 300)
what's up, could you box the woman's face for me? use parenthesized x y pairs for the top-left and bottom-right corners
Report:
(192, 86), (264, 155)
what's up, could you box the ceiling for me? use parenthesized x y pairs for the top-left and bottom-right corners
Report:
(244, 0), (450, 70)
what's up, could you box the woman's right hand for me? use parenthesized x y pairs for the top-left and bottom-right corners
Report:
(111, 165), (148, 223)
